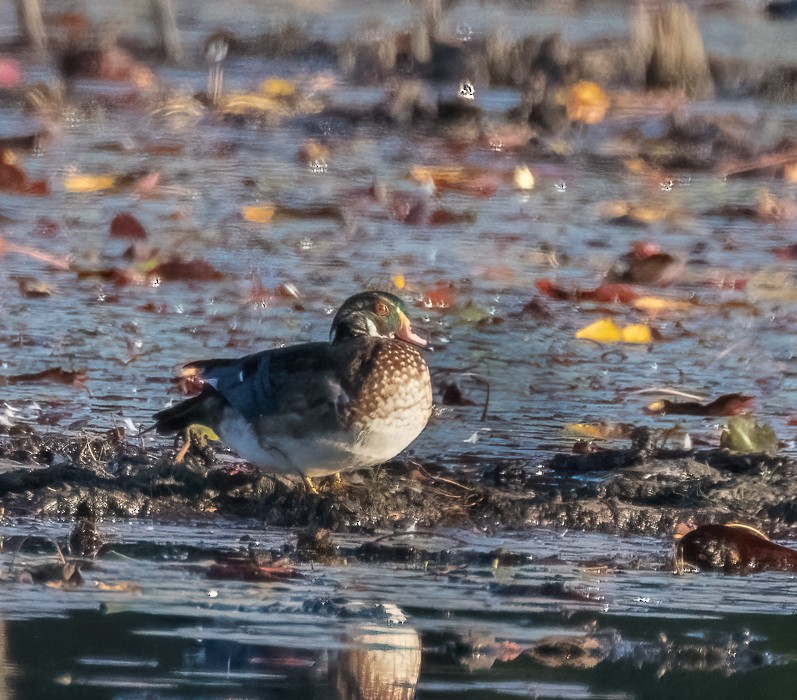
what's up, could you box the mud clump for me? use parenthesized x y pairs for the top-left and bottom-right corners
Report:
(1, 428), (797, 536)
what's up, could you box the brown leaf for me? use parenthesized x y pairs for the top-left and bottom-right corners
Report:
(15, 276), (53, 297)
(644, 393), (754, 417)
(110, 212), (147, 240)
(677, 523), (797, 573)
(208, 559), (303, 582)
(151, 259), (224, 282)
(3, 367), (87, 388)
(535, 279), (639, 303)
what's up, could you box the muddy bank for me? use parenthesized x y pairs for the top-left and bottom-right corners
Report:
(0, 427), (793, 537)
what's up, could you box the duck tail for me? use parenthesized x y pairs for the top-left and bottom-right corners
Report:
(152, 388), (225, 435)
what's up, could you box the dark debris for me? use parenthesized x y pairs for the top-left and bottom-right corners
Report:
(0, 428), (796, 536)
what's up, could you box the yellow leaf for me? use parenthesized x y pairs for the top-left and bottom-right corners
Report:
(632, 296), (693, 314)
(220, 92), (283, 115)
(189, 424), (220, 442)
(391, 274), (405, 290)
(575, 318), (653, 344)
(576, 318), (622, 342)
(565, 81), (610, 125)
(514, 165), (535, 190)
(95, 580), (142, 593)
(242, 204), (276, 223)
(620, 323), (653, 343)
(260, 77), (296, 98)
(65, 173), (116, 193)
(409, 165), (465, 187)
(563, 422), (631, 439)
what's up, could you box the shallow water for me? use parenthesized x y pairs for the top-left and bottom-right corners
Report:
(0, 520), (795, 699)
(1, 0), (797, 466)
(2, 0), (797, 696)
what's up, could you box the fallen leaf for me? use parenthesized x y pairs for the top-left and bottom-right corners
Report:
(3, 367), (87, 388)
(409, 165), (499, 195)
(631, 296), (694, 314)
(720, 416), (778, 454)
(0, 160), (48, 195)
(260, 77), (297, 98)
(110, 212), (147, 240)
(242, 204), (276, 223)
(151, 259), (224, 282)
(94, 580), (142, 593)
(440, 382), (476, 406)
(15, 277), (52, 297)
(422, 282), (457, 308)
(677, 523), (797, 573)
(536, 279), (639, 304)
(565, 81), (610, 125)
(644, 393), (754, 417)
(575, 318), (654, 344)
(65, 173), (116, 193)
(563, 422), (634, 439)
(429, 208), (475, 226)
(514, 165), (535, 190)
(208, 559), (302, 582)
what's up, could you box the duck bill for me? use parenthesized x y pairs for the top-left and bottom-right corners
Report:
(396, 311), (427, 347)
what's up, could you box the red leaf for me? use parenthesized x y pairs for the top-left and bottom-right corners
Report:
(678, 524), (797, 573)
(110, 212), (147, 240)
(644, 393), (754, 417)
(208, 560), (302, 582)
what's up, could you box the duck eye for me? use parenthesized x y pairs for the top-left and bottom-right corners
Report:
(374, 301), (389, 316)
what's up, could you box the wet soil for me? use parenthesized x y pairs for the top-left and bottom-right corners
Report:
(1, 426), (794, 538)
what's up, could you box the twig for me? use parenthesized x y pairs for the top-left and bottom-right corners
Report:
(625, 387), (707, 401)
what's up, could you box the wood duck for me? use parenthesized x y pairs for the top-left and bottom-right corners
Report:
(153, 291), (432, 478)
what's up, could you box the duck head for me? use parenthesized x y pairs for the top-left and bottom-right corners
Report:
(330, 291), (426, 347)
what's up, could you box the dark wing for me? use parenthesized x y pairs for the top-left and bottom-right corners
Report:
(185, 342), (358, 434)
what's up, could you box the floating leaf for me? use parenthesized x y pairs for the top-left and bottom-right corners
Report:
(631, 296), (694, 314)
(110, 212), (147, 240)
(16, 277), (52, 297)
(563, 422), (633, 439)
(391, 274), (405, 290)
(260, 77), (297, 98)
(409, 165), (499, 195)
(242, 204), (276, 223)
(565, 81), (610, 125)
(644, 393), (754, 417)
(720, 416), (778, 454)
(3, 367), (87, 388)
(65, 172), (115, 193)
(0, 160), (48, 195)
(677, 523), (797, 573)
(208, 559), (302, 582)
(429, 208), (475, 226)
(514, 165), (535, 190)
(95, 580), (142, 593)
(575, 318), (653, 344)
(151, 258), (224, 282)
(536, 279), (639, 304)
